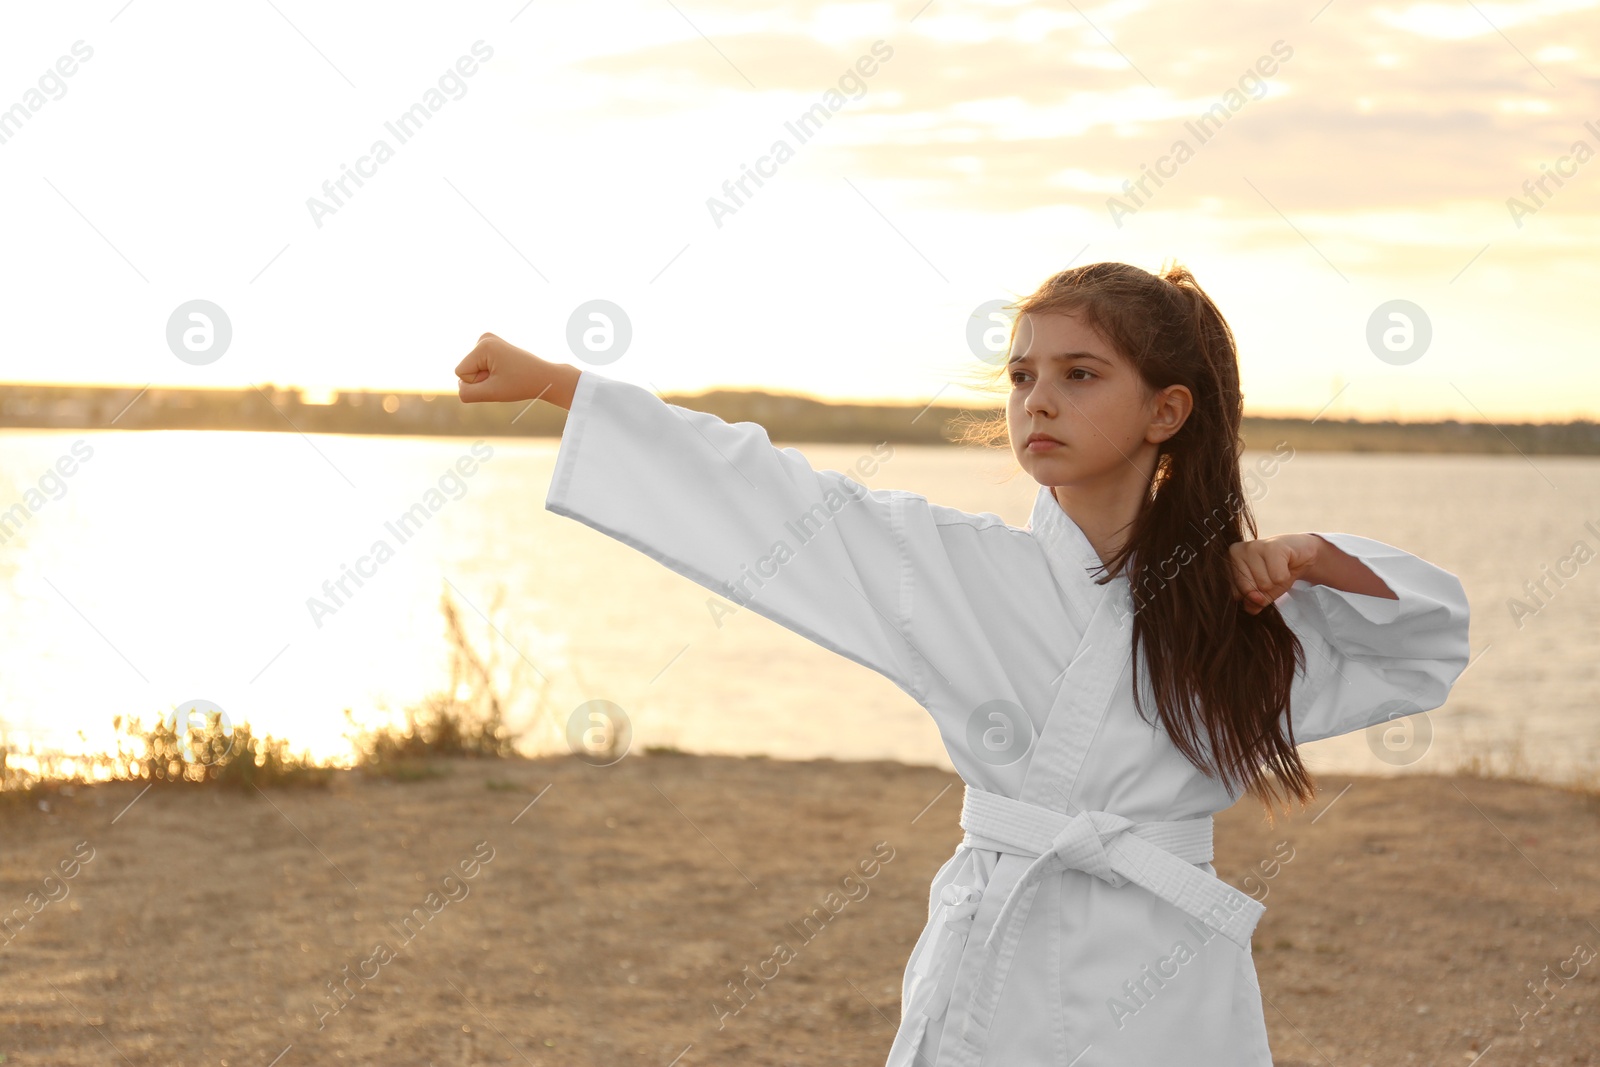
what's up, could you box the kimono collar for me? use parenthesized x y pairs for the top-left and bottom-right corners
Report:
(1026, 484), (1127, 601)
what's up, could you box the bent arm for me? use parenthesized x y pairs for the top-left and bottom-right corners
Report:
(1302, 533), (1397, 600)
(1277, 532), (1471, 746)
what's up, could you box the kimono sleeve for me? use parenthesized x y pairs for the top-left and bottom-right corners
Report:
(1274, 532), (1471, 746)
(544, 369), (933, 705)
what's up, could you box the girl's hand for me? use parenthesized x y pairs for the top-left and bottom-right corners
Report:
(455, 332), (551, 404)
(1228, 534), (1323, 614)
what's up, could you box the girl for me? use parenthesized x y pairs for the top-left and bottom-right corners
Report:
(453, 260), (1472, 1066)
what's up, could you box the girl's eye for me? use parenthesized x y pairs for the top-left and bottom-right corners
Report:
(1010, 368), (1093, 385)
(1004, 369), (1094, 385)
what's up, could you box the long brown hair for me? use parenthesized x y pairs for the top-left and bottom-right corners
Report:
(955, 260), (1314, 818)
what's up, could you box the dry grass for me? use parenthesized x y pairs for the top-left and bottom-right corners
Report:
(1442, 727), (1600, 808)
(0, 586), (539, 805)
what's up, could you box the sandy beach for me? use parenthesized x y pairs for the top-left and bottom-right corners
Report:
(1, 754), (1595, 1066)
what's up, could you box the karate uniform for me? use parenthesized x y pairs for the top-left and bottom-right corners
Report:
(544, 370), (1473, 1066)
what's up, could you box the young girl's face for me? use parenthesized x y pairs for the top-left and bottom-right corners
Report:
(1005, 309), (1163, 490)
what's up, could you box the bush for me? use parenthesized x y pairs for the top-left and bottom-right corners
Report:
(1, 583), (539, 799)
(342, 587), (529, 778)
(110, 712), (331, 790)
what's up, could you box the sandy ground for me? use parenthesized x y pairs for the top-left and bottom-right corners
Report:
(0, 754), (1596, 1066)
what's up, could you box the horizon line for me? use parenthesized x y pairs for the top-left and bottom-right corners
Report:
(0, 379), (1591, 427)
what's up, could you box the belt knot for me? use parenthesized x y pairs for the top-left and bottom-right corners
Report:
(1042, 808), (1134, 887)
(982, 808), (1136, 953)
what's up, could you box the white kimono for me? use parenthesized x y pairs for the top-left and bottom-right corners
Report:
(544, 370), (1473, 1066)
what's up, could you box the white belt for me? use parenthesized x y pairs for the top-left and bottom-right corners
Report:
(959, 785), (1263, 953)
(887, 786), (1265, 1067)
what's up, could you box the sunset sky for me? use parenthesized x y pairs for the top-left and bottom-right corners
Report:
(1, 0), (1595, 421)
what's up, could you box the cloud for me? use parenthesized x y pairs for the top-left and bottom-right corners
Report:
(554, 0), (1598, 222)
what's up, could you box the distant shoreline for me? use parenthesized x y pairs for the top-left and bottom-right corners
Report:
(4, 382), (1598, 454)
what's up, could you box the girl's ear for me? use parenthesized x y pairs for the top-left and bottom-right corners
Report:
(1149, 383), (1193, 443)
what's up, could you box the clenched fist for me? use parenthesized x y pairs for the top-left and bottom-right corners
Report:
(455, 332), (580, 409)
(1228, 533), (1323, 614)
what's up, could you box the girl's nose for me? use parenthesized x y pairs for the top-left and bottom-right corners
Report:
(1025, 380), (1059, 417)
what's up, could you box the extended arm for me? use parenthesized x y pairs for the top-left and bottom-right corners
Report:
(453, 331), (944, 704)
